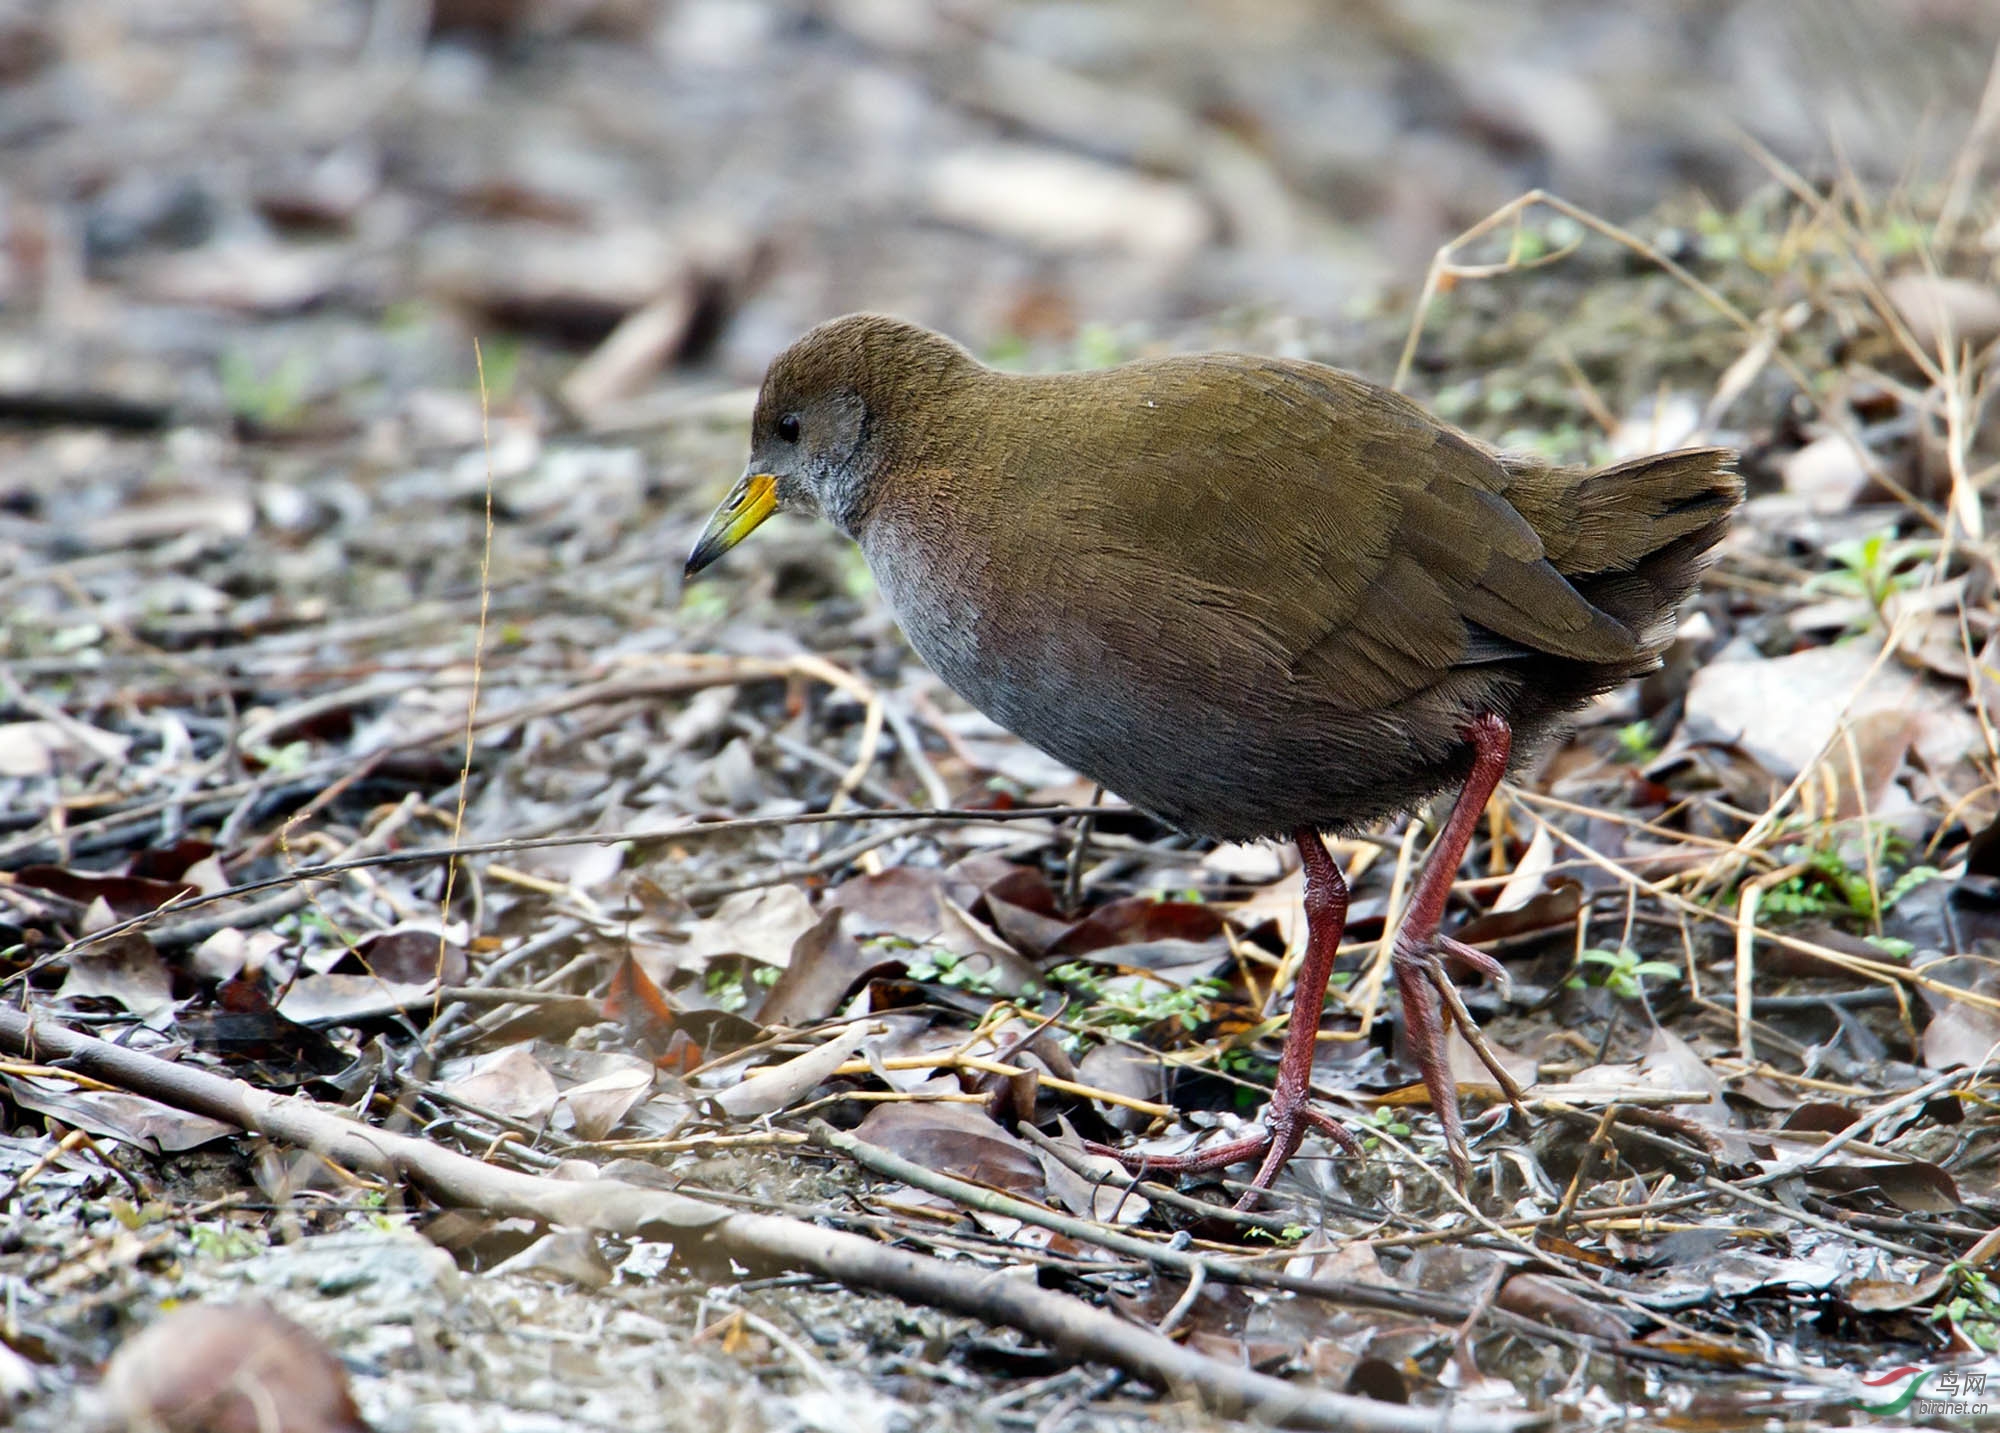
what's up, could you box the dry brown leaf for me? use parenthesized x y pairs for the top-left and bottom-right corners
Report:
(756, 909), (902, 1027)
(1885, 272), (2000, 358)
(0, 720), (130, 775)
(55, 934), (175, 1025)
(557, 1066), (655, 1140)
(437, 1042), (561, 1124)
(1843, 1268), (1952, 1313)
(0, 1074), (236, 1153)
(1781, 433), (1871, 513)
(1806, 1159), (1960, 1214)
(645, 884), (819, 985)
(276, 974), (438, 1025)
(852, 1101), (1045, 1197)
(1035, 1125), (1150, 1224)
(487, 1229), (615, 1290)
(1683, 638), (1982, 782)
(710, 1025), (869, 1118)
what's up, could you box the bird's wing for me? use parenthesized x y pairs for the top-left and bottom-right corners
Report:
(1000, 352), (1640, 712)
(1285, 366), (1638, 707)
(1070, 356), (1636, 712)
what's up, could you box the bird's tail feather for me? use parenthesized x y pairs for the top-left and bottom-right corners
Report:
(1510, 446), (1741, 657)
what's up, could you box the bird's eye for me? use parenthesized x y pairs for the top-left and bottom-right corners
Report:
(777, 413), (802, 443)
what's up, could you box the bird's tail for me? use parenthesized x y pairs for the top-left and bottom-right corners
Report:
(1515, 446), (1742, 657)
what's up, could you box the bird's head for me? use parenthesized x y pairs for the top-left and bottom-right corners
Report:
(684, 314), (976, 576)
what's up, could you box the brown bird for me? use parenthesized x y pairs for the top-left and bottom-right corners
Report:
(686, 314), (1739, 1200)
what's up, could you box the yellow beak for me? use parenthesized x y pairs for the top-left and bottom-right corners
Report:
(684, 473), (778, 578)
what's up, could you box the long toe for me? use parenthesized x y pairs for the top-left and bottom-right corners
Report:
(1302, 1106), (1365, 1157)
(1393, 937), (1471, 1182)
(1081, 1130), (1276, 1178)
(1234, 1108), (1312, 1210)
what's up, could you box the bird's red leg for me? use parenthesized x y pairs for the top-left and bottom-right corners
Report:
(1084, 826), (1357, 1209)
(1390, 711), (1511, 1183)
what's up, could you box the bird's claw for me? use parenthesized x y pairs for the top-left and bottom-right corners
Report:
(1082, 1096), (1360, 1211)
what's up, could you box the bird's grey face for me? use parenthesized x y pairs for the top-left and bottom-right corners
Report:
(684, 383), (873, 577)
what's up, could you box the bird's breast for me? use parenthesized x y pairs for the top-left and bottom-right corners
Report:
(860, 489), (1260, 799)
(860, 497), (1101, 728)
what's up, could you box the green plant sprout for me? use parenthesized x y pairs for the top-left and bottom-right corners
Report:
(477, 335), (525, 400)
(1214, 1043), (1276, 1110)
(249, 739), (313, 774)
(1216, 1044), (1266, 1077)
(1071, 322), (1131, 371)
(1807, 531), (1937, 629)
(188, 1224), (265, 1261)
(48, 624), (104, 655)
(981, 324), (1134, 374)
(1242, 1221), (1310, 1244)
(278, 908), (339, 941)
(1361, 1103), (1412, 1152)
(704, 965), (779, 1009)
(839, 548), (876, 601)
(1616, 720), (1660, 765)
(1569, 945), (1682, 1001)
(1045, 961), (1226, 1044)
(1932, 1264), (2000, 1351)
(704, 965), (749, 1012)
(1497, 419), (1594, 463)
(1689, 203), (1784, 270)
(904, 945), (1003, 995)
(982, 332), (1031, 369)
(219, 349), (312, 428)
(1760, 836), (1942, 926)
(1868, 211), (1930, 261)
(679, 581), (731, 623)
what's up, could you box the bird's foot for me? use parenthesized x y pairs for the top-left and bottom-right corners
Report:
(1083, 1099), (1362, 1211)
(1371, 710), (1520, 1186)
(1390, 928), (1528, 1183)
(1082, 824), (1364, 1212)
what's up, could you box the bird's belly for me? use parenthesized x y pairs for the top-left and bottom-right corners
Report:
(868, 541), (1448, 840)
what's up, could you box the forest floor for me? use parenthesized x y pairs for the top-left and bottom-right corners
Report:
(5, 4), (2000, 1431)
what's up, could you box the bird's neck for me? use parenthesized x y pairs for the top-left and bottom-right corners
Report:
(851, 379), (1025, 628)
(849, 369), (1003, 530)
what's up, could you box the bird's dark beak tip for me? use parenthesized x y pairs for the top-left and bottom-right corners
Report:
(684, 528), (731, 580)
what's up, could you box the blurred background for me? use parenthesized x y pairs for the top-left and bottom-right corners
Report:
(2, 0), (1996, 422)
